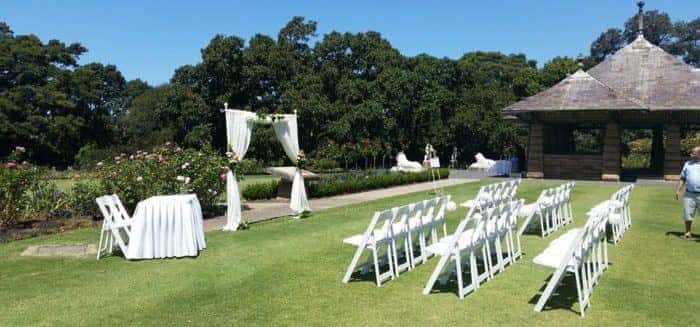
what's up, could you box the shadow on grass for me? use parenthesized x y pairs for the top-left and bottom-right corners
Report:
(665, 231), (700, 242)
(529, 273), (582, 316)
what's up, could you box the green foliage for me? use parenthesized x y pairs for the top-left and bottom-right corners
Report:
(622, 138), (652, 169)
(95, 144), (227, 215)
(682, 131), (700, 155)
(4, 8), (700, 170)
(67, 181), (105, 217)
(0, 149), (59, 228)
(241, 180), (279, 200)
(590, 10), (700, 67)
(123, 84), (212, 149)
(306, 157), (339, 171)
(74, 143), (125, 170)
(236, 158), (267, 175)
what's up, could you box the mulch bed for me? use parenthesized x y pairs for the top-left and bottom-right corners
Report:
(0, 217), (98, 243)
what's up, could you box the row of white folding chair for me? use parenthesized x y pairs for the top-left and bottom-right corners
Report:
(423, 199), (524, 299)
(341, 196), (450, 286)
(462, 178), (521, 212)
(608, 185), (633, 243)
(588, 184), (634, 244)
(533, 203), (610, 317)
(95, 194), (133, 260)
(519, 182), (575, 237)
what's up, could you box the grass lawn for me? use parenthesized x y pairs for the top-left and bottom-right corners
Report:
(1, 180), (699, 325)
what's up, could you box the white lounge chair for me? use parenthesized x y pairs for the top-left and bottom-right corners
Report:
(96, 194), (133, 260)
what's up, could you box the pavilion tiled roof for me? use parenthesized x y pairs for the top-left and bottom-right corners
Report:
(505, 35), (700, 112)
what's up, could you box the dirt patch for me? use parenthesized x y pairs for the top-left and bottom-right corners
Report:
(21, 243), (97, 257)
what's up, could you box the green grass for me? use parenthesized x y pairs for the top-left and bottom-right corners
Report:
(238, 174), (278, 189)
(51, 179), (79, 193)
(1, 180), (699, 326)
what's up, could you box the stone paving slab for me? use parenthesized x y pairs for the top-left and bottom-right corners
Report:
(203, 178), (476, 231)
(21, 244), (97, 257)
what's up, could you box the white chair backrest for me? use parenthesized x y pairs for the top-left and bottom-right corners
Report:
(408, 201), (425, 225)
(392, 204), (412, 234)
(422, 197), (439, 221)
(433, 195), (451, 221)
(361, 208), (397, 245)
(95, 194), (132, 253)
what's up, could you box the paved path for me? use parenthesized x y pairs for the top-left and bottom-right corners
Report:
(203, 178), (476, 231)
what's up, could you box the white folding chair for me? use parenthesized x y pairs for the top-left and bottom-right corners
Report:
(401, 201), (427, 269)
(96, 194), (133, 260)
(533, 205), (610, 317)
(429, 195), (451, 244)
(518, 189), (551, 237)
(342, 208), (397, 286)
(423, 205), (490, 299)
(607, 185), (634, 244)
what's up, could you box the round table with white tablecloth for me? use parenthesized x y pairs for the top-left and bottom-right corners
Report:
(126, 194), (206, 259)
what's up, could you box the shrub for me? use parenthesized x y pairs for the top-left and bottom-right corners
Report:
(237, 158), (267, 175)
(0, 147), (61, 228)
(241, 180), (279, 200)
(67, 181), (106, 217)
(74, 143), (124, 170)
(307, 157), (339, 171)
(95, 143), (227, 216)
(306, 169), (449, 198)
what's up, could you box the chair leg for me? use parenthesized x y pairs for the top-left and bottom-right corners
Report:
(96, 229), (106, 260)
(470, 251), (479, 290)
(493, 237), (505, 273)
(423, 253), (450, 295)
(455, 253), (465, 299)
(574, 269), (586, 317)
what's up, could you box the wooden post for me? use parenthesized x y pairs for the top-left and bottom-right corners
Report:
(527, 123), (544, 178)
(601, 122), (621, 181)
(664, 124), (683, 181)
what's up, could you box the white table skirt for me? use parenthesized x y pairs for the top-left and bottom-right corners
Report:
(486, 160), (512, 176)
(126, 194), (206, 259)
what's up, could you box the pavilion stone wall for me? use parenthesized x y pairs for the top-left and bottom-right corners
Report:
(601, 122), (621, 181)
(664, 124), (682, 180)
(526, 123), (544, 178)
(543, 154), (603, 180)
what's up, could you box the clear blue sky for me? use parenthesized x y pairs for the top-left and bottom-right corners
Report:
(3, 0), (697, 85)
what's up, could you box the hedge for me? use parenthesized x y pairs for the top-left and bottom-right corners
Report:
(241, 169), (449, 200)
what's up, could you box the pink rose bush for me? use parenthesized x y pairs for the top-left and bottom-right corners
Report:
(93, 142), (227, 215)
(0, 147), (55, 228)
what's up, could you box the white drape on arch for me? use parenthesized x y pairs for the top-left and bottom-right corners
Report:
(222, 110), (256, 231)
(273, 115), (312, 216)
(223, 109), (312, 231)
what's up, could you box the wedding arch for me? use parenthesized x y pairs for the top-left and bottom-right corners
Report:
(222, 104), (311, 231)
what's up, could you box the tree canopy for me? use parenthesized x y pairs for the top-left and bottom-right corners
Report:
(2, 8), (699, 168)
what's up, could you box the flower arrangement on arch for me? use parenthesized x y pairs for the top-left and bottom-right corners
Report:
(296, 150), (306, 168)
(226, 147), (240, 173)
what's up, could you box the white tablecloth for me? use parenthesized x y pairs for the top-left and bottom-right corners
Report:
(486, 160), (512, 176)
(126, 194), (206, 259)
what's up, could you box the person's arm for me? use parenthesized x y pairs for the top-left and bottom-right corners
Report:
(675, 179), (685, 200)
(676, 163), (687, 200)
